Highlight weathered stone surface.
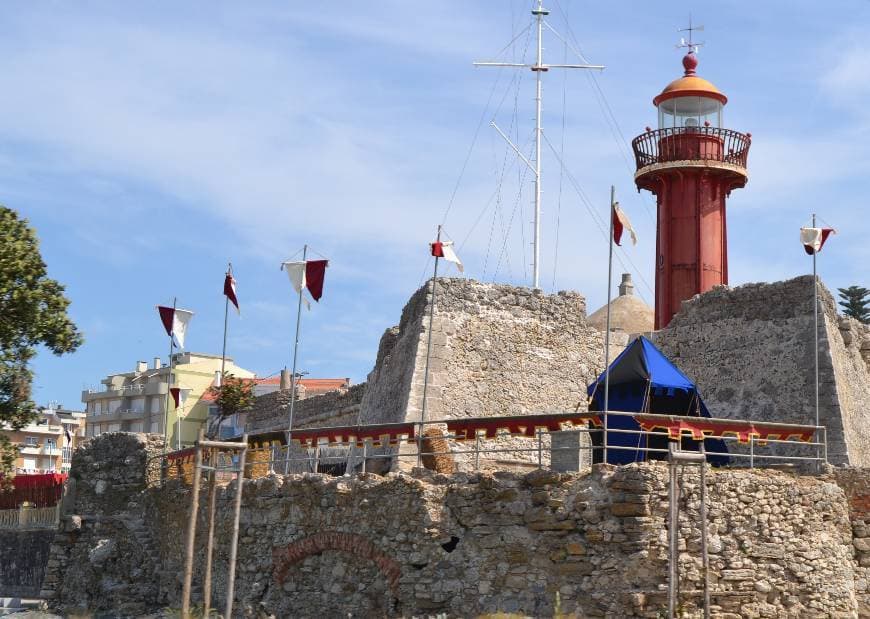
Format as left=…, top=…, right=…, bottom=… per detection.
left=357, top=279, right=625, bottom=470
left=42, top=436, right=869, bottom=618
left=652, top=276, right=870, bottom=467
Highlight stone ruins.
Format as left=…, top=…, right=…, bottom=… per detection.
left=27, top=275, right=870, bottom=616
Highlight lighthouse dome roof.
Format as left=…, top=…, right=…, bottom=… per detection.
left=653, top=52, right=727, bottom=107
left=587, top=274, right=654, bottom=335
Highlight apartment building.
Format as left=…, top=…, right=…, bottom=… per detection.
left=1, top=405, right=86, bottom=473
left=82, top=353, right=254, bottom=449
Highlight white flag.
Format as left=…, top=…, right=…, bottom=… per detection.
left=281, top=261, right=310, bottom=309
left=171, top=309, right=194, bottom=349
left=799, top=227, right=836, bottom=255
left=430, top=240, right=464, bottom=272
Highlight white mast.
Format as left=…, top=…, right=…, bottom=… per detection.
left=474, top=0, right=603, bottom=289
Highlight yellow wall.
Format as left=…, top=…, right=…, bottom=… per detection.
left=166, top=358, right=254, bottom=449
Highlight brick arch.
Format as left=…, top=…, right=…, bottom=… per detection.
left=272, top=531, right=402, bottom=594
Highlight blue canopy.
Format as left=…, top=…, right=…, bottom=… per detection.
left=587, top=336, right=729, bottom=465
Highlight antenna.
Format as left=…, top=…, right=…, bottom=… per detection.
left=677, top=14, right=705, bottom=53
left=473, top=0, right=604, bottom=290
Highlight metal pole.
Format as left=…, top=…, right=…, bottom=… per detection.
left=603, top=186, right=616, bottom=465
left=214, top=262, right=231, bottom=439
left=162, top=297, right=176, bottom=454
left=419, top=226, right=441, bottom=468
left=699, top=446, right=710, bottom=619
left=749, top=434, right=754, bottom=469
left=361, top=442, right=367, bottom=475
left=475, top=433, right=480, bottom=471
left=668, top=443, right=678, bottom=619
left=225, top=434, right=248, bottom=619
left=812, top=214, right=820, bottom=462
left=181, top=429, right=204, bottom=618
left=285, top=245, right=307, bottom=474
left=531, top=0, right=544, bottom=290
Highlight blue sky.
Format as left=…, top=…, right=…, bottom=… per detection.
left=8, top=1, right=869, bottom=408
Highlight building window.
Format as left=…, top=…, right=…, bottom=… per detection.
left=25, top=436, right=38, bottom=447
left=46, top=438, right=56, bottom=450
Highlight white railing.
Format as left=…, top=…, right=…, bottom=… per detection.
left=0, top=504, right=60, bottom=530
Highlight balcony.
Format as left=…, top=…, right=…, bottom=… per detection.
left=631, top=127, right=750, bottom=180
left=89, top=408, right=148, bottom=423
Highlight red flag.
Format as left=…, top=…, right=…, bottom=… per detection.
left=170, top=387, right=181, bottom=409
left=157, top=306, right=174, bottom=338
left=429, top=240, right=463, bottom=272
left=304, top=260, right=328, bottom=302
left=612, top=202, right=637, bottom=247
left=224, top=272, right=240, bottom=314
left=800, top=227, right=836, bottom=255
left=156, top=306, right=194, bottom=348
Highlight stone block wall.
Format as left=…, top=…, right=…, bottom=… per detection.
left=44, top=435, right=869, bottom=618
left=651, top=276, right=870, bottom=466
left=246, top=382, right=366, bottom=433
left=40, top=433, right=165, bottom=614
left=0, top=529, right=55, bottom=598
left=356, top=279, right=623, bottom=470
left=360, top=278, right=621, bottom=425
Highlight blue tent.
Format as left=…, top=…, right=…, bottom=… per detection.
left=586, top=336, right=729, bottom=465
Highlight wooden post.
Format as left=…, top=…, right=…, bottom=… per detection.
left=225, top=434, right=248, bottom=618
left=180, top=429, right=204, bottom=618
left=202, top=449, right=218, bottom=617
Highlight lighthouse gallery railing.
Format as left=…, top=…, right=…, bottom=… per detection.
left=632, top=127, right=751, bottom=171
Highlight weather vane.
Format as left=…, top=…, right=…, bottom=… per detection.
left=677, top=15, right=705, bottom=53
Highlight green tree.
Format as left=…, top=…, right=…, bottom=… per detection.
left=0, top=207, right=82, bottom=480
left=838, top=285, right=870, bottom=324
left=205, top=373, right=256, bottom=438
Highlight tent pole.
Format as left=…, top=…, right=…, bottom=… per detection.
left=603, top=185, right=615, bottom=465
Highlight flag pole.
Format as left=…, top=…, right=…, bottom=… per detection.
left=204, top=264, right=230, bottom=617
left=603, top=186, right=615, bottom=466
left=418, top=226, right=441, bottom=468
left=812, top=214, right=819, bottom=433
left=214, top=263, right=232, bottom=439
left=162, top=296, right=177, bottom=454
left=285, top=245, right=307, bottom=474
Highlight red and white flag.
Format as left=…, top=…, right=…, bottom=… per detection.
left=224, top=271, right=240, bottom=314
left=800, top=227, right=836, bottom=255
left=430, top=240, right=464, bottom=272
left=157, top=306, right=194, bottom=349
left=612, top=202, right=637, bottom=247
left=280, top=259, right=329, bottom=308
left=169, top=387, right=191, bottom=409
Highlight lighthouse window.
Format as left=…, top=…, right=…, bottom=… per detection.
left=658, top=96, right=722, bottom=130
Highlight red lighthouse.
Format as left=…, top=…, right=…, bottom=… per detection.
left=632, top=50, right=751, bottom=328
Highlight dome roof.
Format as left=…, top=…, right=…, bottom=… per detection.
left=587, top=274, right=654, bottom=334
left=653, top=52, right=727, bottom=107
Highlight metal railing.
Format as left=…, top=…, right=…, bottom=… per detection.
left=148, top=410, right=827, bottom=487
left=632, top=127, right=751, bottom=171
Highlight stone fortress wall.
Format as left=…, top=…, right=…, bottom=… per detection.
left=651, top=276, right=870, bottom=466
left=43, top=434, right=870, bottom=617
left=246, top=382, right=366, bottom=433
left=245, top=275, right=870, bottom=473
left=247, top=279, right=624, bottom=471
left=359, top=278, right=623, bottom=425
